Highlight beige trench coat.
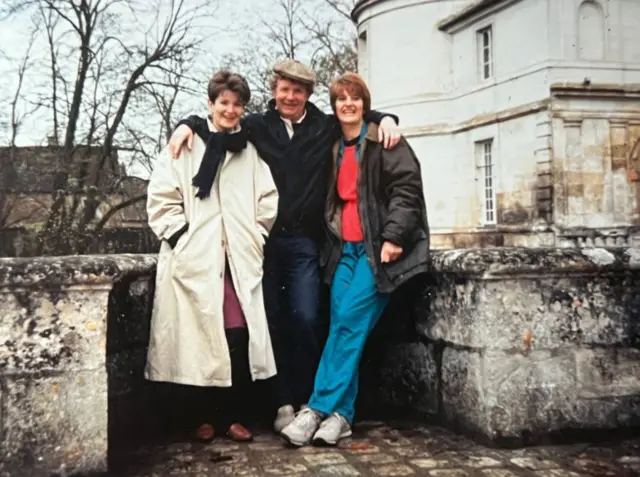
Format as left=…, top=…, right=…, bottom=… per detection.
left=145, top=128, right=278, bottom=387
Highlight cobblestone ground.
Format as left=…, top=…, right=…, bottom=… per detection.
left=111, top=421, right=640, bottom=477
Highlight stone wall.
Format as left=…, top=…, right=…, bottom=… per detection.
left=0, top=255, right=156, bottom=477
left=367, top=247, right=640, bottom=445
left=1, top=249, right=639, bottom=476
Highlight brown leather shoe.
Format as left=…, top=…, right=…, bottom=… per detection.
left=196, top=423, right=215, bottom=442
left=227, top=423, right=253, bottom=442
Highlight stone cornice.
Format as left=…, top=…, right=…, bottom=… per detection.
left=431, top=247, right=640, bottom=278
left=437, top=0, right=521, bottom=33
left=551, top=82, right=640, bottom=99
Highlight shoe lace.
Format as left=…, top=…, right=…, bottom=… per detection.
left=295, top=408, right=319, bottom=427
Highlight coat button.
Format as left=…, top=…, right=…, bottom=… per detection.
left=222, top=240, right=225, bottom=247
left=220, top=272, right=223, bottom=278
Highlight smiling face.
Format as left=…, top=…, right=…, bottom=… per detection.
left=329, top=72, right=372, bottom=128
left=272, top=77, right=310, bottom=122
left=208, top=89, right=244, bottom=131
left=334, top=89, right=364, bottom=127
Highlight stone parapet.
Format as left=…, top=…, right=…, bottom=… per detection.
left=371, top=247, right=640, bottom=444
left=0, top=254, right=156, bottom=477
left=1, top=249, right=639, bottom=475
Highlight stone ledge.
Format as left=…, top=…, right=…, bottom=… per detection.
left=431, top=247, right=640, bottom=277
left=0, top=254, right=157, bottom=288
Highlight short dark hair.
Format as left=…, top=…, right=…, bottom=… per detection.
left=208, top=70, right=251, bottom=105
left=329, top=72, right=371, bottom=116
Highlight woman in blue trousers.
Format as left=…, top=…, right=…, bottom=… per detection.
left=281, top=72, right=430, bottom=447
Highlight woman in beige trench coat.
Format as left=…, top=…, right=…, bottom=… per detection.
left=145, top=70, right=278, bottom=441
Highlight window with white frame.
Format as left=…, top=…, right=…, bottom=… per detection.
left=476, top=139, right=496, bottom=225
left=477, top=25, right=493, bottom=80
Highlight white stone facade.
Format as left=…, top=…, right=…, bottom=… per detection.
left=353, top=0, right=640, bottom=248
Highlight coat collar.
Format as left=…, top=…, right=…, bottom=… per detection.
left=331, top=122, right=379, bottom=166
left=364, top=122, right=379, bottom=143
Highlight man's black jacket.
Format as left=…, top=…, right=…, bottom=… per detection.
left=177, top=100, right=397, bottom=241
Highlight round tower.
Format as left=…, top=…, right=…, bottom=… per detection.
left=352, top=0, right=474, bottom=120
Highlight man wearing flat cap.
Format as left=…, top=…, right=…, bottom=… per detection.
left=168, top=59, right=401, bottom=433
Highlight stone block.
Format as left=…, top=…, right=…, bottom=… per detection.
left=1, top=370, right=107, bottom=476
left=441, top=348, right=485, bottom=435
left=576, top=348, right=640, bottom=398
left=482, top=349, right=579, bottom=439
left=439, top=345, right=640, bottom=441
left=422, top=274, right=639, bottom=350
left=0, top=289, right=109, bottom=374
left=0, top=254, right=156, bottom=476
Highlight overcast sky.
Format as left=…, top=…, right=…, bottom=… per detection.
left=0, top=0, right=349, bottom=151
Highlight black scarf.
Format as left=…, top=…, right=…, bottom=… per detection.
left=192, top=124, right=248, bottom=199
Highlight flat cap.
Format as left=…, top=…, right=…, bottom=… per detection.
left=272, top=59, right=317, bottom=86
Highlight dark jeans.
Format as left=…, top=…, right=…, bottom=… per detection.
left=263, top=235, right=324, bottom=409
left=193, top=327, right=251, bottom=429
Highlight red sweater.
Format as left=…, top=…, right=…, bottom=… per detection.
left=337, top=144, right=364, bottom=242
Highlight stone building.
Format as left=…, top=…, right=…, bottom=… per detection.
left=0, top=143, right=147, bottom=231
left=0, top=143, right=150, bottom=256
left=353, top=0, right=640, bottom=248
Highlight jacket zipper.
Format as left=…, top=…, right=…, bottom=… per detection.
left=356, top=140, right=381, bottom=279
left=325, top=150, right=343, bottom=247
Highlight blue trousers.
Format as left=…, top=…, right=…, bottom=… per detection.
left=308, top=242, right=389, bottom=423
left=263, top=236, right=323, bottom=408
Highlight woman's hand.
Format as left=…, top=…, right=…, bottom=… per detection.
left=378, top=116, right=401, bottom=149
left=169, top=125, right=194, bottom=159
left=380, top=241, right=403, bottom=263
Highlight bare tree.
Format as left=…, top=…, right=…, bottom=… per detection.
left=319, top=0, right=354, bottom=21
left=219, top=0, right=357, bottom=113
left=2, top=0, right=218, bottom=255
left=0, top=25, right=44, bottom=230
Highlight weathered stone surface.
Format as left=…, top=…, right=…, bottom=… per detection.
left=0, top=254, right=156, bottom=477
left=441, top=348, right=485, bottom=434
left=575, top=348, right=640, bottom=398
left=0, top=289, right=109, bottom=374
left=481, top=349, right=579, bottom=439
left=429, top=247, right=638, bottom=277
left=376, top=342, right=439, bottom=415
left=423, top=274, right=639, bottom=349
left=1, top=371, right=107, bottom=476
left=0, top=254, right=157, bottom=288
left=377, top=247, right=640, bottom=444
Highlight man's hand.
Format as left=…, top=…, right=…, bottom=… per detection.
left=169, top=124, right=194, bottom=159
left=380, top=241, right=403, bottom=263
left=378, top=117, right=401, bottom=149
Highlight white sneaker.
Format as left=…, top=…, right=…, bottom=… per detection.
left=312, top=413, right=352, bottom=446
left=273, top=404, right=295, bottom=433
left=280, top=407, right=323, bottom=447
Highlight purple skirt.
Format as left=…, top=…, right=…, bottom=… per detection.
left=223, top=264, right=247, bottom=329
